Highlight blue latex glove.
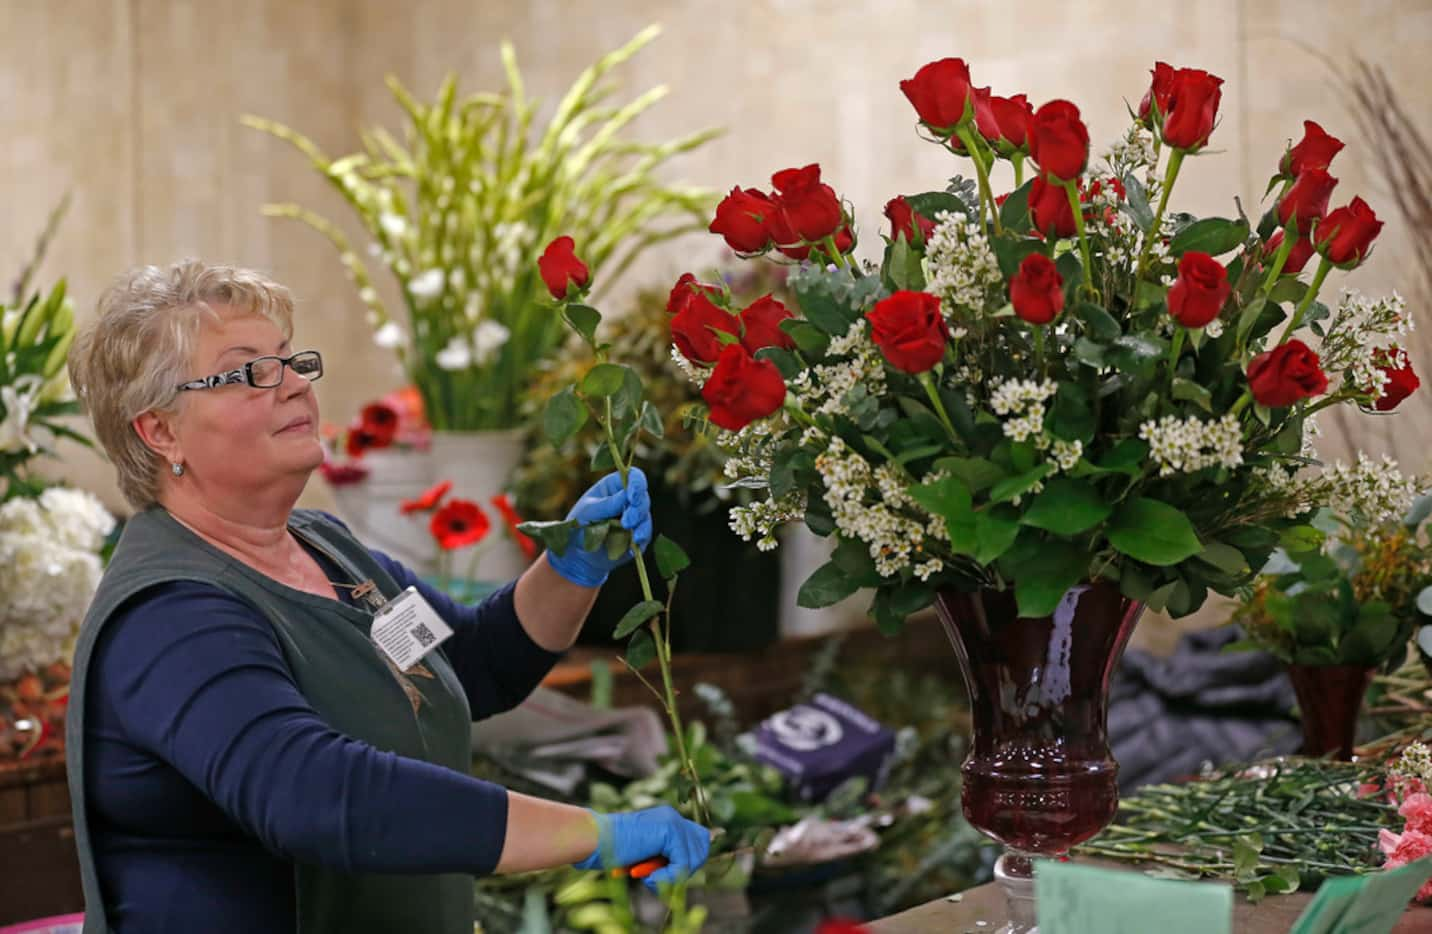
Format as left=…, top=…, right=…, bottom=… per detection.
left=546, top=467, right=653, bottom=588
left=572, top=805, right=712, bottom=890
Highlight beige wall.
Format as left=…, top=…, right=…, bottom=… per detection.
left=6, top=0, right=1431, bottom=644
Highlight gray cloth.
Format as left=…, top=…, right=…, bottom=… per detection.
left=1110, top=625, right=1302, bottom=791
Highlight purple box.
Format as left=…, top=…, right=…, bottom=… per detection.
left=750, top=693, right=896, bottom=803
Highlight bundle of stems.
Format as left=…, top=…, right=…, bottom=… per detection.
left=1077, top=759, right=1401, bottom=900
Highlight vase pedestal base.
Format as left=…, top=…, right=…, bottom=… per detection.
left=993, top=851, right=1038, bottom=933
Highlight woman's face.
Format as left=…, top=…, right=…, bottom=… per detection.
left=170, top=306, right=324, bottom=492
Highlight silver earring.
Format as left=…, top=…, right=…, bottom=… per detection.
left=171, top=462, right=184, bottom=477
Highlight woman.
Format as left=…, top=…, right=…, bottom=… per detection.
left=64, top=260, right=710, bottom=934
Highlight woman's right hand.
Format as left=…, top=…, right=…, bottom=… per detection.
left=572, top=805, right=711, bottom=889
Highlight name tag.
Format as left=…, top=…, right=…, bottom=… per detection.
left=369, top=586, right=453, bottom=671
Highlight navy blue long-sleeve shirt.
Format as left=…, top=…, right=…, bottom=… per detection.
left=84, top=537, right=562, bottom=933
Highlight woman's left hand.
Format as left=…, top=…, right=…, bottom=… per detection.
left=545, top=467, right=653, bottom=588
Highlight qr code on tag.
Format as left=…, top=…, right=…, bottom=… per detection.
left=411, top=622, right=436, bottom=648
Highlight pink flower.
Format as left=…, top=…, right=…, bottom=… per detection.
left=1400, top=793, right=1432, bottom=836
left=1379, top=827, right=1432, bottom=902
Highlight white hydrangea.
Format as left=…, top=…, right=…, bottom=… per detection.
left=924, top=213, right=1003, bottom=315
left=0, top=489, right=114, bottom=680
left=1137, top=413, right=1244, bottom=476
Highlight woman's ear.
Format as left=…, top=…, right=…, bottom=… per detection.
left=132, top=410, right=182, bottom=465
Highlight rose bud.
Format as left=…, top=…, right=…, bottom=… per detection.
left=1370, top=348, right=1420, bottom=412
left=884, top=196, right=937, bottom=245
left=900, top=57, right=975, bottom=135
left=1263, top=231, right=1316, bottom=276
left=1277, top=168, right=1338, bottom=234
left=1314, top=196, right=1384, bottom=268
left=1009, top=253, right=1065, bottom=325
left=1247, top=339, right=1329, bottom=408
left=709, top=187, right=776, bottom=254
left=1137, top=62, right=1176, bottom=128
left=1028, top=100, right=1089, bottom=181
left=1280, top=120, right=1344, bottom=178
left=665, top=273, right=724, bottom=315
left=537, top=236, right=590, bottom=300
left=701, top=344, right=787, bottom=431
left=866, top=290, right=949, bottom=373
left=771, top=164, right=845, bottom=243
left=739, top=295, right=797, bottom=354
left=1029, top=173, right=1076, bottom=239
left=1167, top=251, right=1230, bottom=329
left=990, top=93, right=1034, bottom=154
left=1161, top=68, right=1223, bottom=151
left=670, top=292, right=741, bottom=364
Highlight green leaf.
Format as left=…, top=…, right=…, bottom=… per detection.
left=1122, top=174, right=1154, bottom=232
left=933, top=456, right=1006, bottom=494
left=581, top=520, right=611, bottom=552
left=1021, top=478, right=1112, bottom=536
left=562, top=303, right=602, bottom=345
left=905, top=191, right=968, bottom=220
left=805, top=498, right=836, bottom=536
left=613, top=600, right=664, bottom=639
left=782, top=318, right=831, bottom=356
left=1072, top=302, right=1121, bottom=340
left=832, top=536, right=882, bottom=585
left=542, top=386, right=587, bottom=445
left=974, top=507, right=1021, bottom=564
left=755, top=346, right=801, bottom=380
left=589, top=443, right=617, bottom=472
left=604, top=527, right=633, bottom=562
left=988, top=464, right=1054, bottom=505
left=515, top=518, right=580, bottom=556
left=797, top=559, right=862, bottom=608
left=909, top=474, right=977, bottom=554
left=1073, top=337, right=1108, bottom=368
left=1267, top=277, right=1308, bottom=305
left=885, top=235, right=926, bottom=291
left=1172, top=377, right=1214, bottom=412
left=626, top=629, right=656, bottom=669
left=1050, top=383, right=1095, bottom=443
left=1108, top=334, right=1166, bottom=375
left=1014, top=542, right=1089, bottom=617
left=1279, top=524, right=1325, bottom=557
left=991, top=238, right=1046, bottom=280
left=582, top=362, right=628, bottom=397
left=638, top=401, right=664, bottom=440
left=611, top=365, right=644, bottom=419
left=1168, top=216, right=1250, bottom=257
left=998, top=180, right=1033, bottom=235
left=1196, top=541, right=1250, bottom=576
left=1107, top=497, right=1203, bottom=566
left=654, top=534, right=690, bottom=579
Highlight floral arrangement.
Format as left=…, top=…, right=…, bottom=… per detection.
left=654, top=56, right=1421, bottom=627
left=1, top=279, right=84, bottom=500
left=1379, top=741, right=1432, bottom=903
left=244, top=25, right=718, bottom=431
left=1233, top=493, right=1432, bottom=668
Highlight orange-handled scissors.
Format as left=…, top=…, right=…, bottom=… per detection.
left=611, top=829, right=732, bottom=879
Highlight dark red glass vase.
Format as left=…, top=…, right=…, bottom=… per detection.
left=1286, top=663, right=1374, bottom=761
left=935, top=582, right=1143, bottom=932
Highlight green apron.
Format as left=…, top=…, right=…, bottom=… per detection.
left=66, top=507, right=478, bottom=933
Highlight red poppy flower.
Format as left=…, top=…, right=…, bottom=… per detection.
left=430, top=499, right=491, bottom=551
left=490, top=494, right=539, bottom=561
left=401, top=480, right=453, bottom=515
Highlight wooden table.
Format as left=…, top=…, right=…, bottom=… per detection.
left=870, top=876, right=1431, bottom=933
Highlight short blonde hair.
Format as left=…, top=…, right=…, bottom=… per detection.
left=67, top=260, right=295, bottom=509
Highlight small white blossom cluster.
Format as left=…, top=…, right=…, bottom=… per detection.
left=1318, top=290, right=1413, bottom=395
left=1318, top=453, right=1419, bottom=524
left=989, top=378, right=1058, bottom=445
left=924, top=213, right=1003, bottom=315
left=788, top=322, right=887, bottom=417
left=1391, top=741, right=1432, bottom=785
left=1130, top=211, right=1180, bottom=284
left=815, top=437, right=932, bottom=578
left=1137, top=413, right=1245, bottom=476
left=0, top=488, right=115, bottom=680
left=669, top=345, right=711, bottom=386
left=1102, top=124, right=1158, bottom=179
left=1051, top=439, right=1084, bottom=472
left=721, top=416, right=786, bottom=484
left=728, top=494, right=805, bottom=551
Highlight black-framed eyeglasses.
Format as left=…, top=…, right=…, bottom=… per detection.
left=176, top=350, right=324, bottom=392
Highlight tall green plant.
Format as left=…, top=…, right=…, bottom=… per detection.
left=244, top=25, right=719, bottom=431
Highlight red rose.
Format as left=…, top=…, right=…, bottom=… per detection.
left=990, top=93, right=1033, bottom=153
left=1314, top=196, right=1383, bottom=268
left=1281, top=120, right=1344, bottom=178
left=1161, top=68, right=1223, bottom=151
left=401, top=480, right=453, bottom=514
left=1370, top=348, right=1420, bottom=412
left=1028, top=100, right=1089, bottom=181
left=430, top=498, right=491, bottom=551
left=671, top=292, right=741, bottom=364
left=1247, top=340, right=1328, bottom=408
left=490, top=493, right=539, bottom=561
left=1277, top=168, right=1337, bottom=233
left=709, top=187, right=775, bottom=254
left=951, top=86, right=1001, bottom=152
left=899, top=58, right=974, bottom=133
left=1009, top=253, right=1064, bottom=325
left=701, top=344, right=787, bottom=431
left=537, top=236, right=590, bottom=300
left=1137, top=62, right=1176, bottom=126
left=866, top=290, right=949, bottom=373
left=1029, top=173, right=1076, bottom=239
left=884, top=196, right=937, bottom=245
left=1167, top=251, right=1230, bottom=328
left=665, top=273, right=723, bottom=315
left=1264, top=230, right=1316, bottom=275
left=771, top=164, right=844, bottom=243
left=739, top=295, right=796, bottom=353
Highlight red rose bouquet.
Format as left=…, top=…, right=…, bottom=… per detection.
left=665, top=58, right=1420, bottom=627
